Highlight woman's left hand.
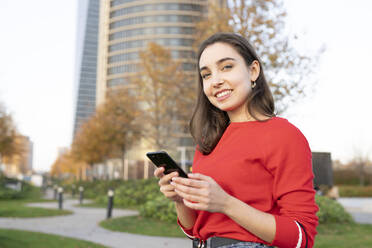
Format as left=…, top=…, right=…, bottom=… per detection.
left=171, top=173, right=232, bottom=213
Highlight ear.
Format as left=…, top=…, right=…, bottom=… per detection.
left=249, top=60, right=260, bottom=82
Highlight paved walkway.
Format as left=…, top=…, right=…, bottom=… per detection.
left=338, top=197, right=372, bottom=224
left=0, top=196, right=190, bottom=248
left=1, top=194, right=370, bottom=248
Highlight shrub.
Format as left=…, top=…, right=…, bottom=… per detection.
left=139, top=196, right=177, bottom=223
left=315, top=195, right=354, bottom=224
left=0, top=177, right=41, bottom=200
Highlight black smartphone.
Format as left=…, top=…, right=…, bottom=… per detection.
left=146, top=151, right=188, bottom=178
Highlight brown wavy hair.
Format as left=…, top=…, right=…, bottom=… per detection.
left=190, top=33, right=276, bottom=155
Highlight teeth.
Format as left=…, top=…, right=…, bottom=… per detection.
left=216, top=90, right=232, bottom=98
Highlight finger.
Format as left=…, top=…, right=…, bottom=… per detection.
left=159, top=171, right=179, bottom=186
left=160, top=184, right=175, bottom=193
left=187, top=173, right=211, bottom=181
left=174, top=188, right=207, bottom=204
left=183, top=198, right=207, bottom=211
left=172, top=177, right=207, bottom=189
left=171, top=181, right=206, bottom=197
left=154, top=167, right=165, bottom=178
left=163, top=190, right=179, bottom=199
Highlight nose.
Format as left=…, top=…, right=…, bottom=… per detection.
left=211, top=73, right=224, bottom=88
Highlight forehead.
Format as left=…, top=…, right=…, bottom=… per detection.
left=199, top=42, right=242, bottom=68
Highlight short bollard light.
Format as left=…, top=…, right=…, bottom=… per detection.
left=106, top=189, right=114, bottom=219
left=79, top=186, right=84, bottom=205
left=58, top=187, right=64, bottom=210
left=53, top=185, right=58, bottom=200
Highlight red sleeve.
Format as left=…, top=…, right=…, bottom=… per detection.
left=265, top=123, right=319, bottom=248
left=177, top=218, right=195, bottom=239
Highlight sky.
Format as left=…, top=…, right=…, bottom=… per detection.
left=0, top=0, right=371, bottom=172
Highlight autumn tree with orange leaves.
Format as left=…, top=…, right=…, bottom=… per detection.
left=132, top=42, right=195, bottom=150
left=195, top=0, right=323, bottom=112
left=71, top=88, right=141, bottom=178
left=50, top=151, right=83, bottom=180
left=97, top=88, right=142, bottom=177
left=0, top=104, right=23, bottom=169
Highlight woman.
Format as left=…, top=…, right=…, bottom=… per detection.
left=155, top=33, right=318, bottom=248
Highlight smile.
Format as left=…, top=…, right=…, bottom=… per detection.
left=215, top=89, right=232, bottom=98
left=215, top=89, right=233, bottom=101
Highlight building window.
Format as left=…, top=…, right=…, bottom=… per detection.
left=110, top=15, right=199, bottom=29
left=109, top=38, right=194, bottom=52
left=110, top=3, right=203, bottom=18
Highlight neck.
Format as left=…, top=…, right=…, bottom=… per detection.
left=228, top=109, right=255, bottom=123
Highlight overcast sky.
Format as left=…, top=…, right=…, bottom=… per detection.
left=0, top=0, right=371, bottom=172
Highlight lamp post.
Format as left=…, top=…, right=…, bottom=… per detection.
left=106, top=189, right=114, bottom=219
left=58, top=187, right=63, bottom=210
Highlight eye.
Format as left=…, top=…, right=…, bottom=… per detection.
left=222, top=64, right=233, bottom=71
left=201, top=73, right=211, bottom=79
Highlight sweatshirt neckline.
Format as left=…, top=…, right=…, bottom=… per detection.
left=228, top=116, right=277, bottom=127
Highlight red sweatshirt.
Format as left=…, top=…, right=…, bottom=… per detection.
left=178, top=117, right=318, bottom=248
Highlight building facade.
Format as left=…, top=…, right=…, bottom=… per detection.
left=96, top=0, right=208, bottom=105
left=94, top=0, right=208, bottom=170
left=73, top=0, right=100, bottom=138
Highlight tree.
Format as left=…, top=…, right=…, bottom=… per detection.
left=0, top=104, right=19, bottom=166
left=98, top=88, right=142, bottom=178
left=71, top=114, right=106, bottom=166
left=194, top=0, right=323, bottom=112
left=71, top=88, right=141, bottom=179
left=132, top=42, right=195, bottom=150
left=50, top=151, right=82, bottom=180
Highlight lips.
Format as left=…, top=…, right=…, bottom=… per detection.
left=214, top=89, right=233, bottom=101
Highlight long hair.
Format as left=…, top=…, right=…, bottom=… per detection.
left=190, top=33, right=275, bottom=154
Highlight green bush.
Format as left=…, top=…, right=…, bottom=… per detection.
left=139, top=196, right=177, bottom=223
left=0, top=176, right=41, bottom=200
left=315, top=195, right=354, bottom=224
left=95, top=178, right=162, bottom=208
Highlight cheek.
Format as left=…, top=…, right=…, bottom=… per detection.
left=202, top=82, right=211, bottom=96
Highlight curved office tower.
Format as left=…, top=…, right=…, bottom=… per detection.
left=73, top=0, right=100, bottom=138
left=96, top=0, right=207, bottom=105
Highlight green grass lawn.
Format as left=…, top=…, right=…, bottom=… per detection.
left=315, top=222, right=372, bottom=248
left=100, top=215, right=372, bottom=247
left=0, top=229, right=107, bottom=248
left=100, top=215, right=184, bottom=237
left=0, top=199, right=72, bottom=218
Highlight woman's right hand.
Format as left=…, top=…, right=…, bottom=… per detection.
left=154, top=167, right=183, bottom=203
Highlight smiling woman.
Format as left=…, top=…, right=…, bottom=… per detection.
left=154, top=33, right=319, bottom=248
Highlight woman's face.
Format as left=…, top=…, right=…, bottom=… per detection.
left=199, top=42, right=259, bottom=121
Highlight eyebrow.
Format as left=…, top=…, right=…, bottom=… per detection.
left=200, top=57, right=236, bottom=71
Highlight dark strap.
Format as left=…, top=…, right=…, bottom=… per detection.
left=298, top=222, right=308, bottom=248
left=210, top=237, right=242, bottom=247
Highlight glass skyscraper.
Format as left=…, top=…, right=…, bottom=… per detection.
left=96, top=0, right=208, bottom=105
left=73, top=0, right=100, bottom=138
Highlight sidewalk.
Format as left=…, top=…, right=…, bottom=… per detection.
left=0, top=196, right=190, bottom=248
left=338, top=197, right=372, bottom=224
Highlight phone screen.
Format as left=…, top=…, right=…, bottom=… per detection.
left=146, top=151, right=188, bottom=178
